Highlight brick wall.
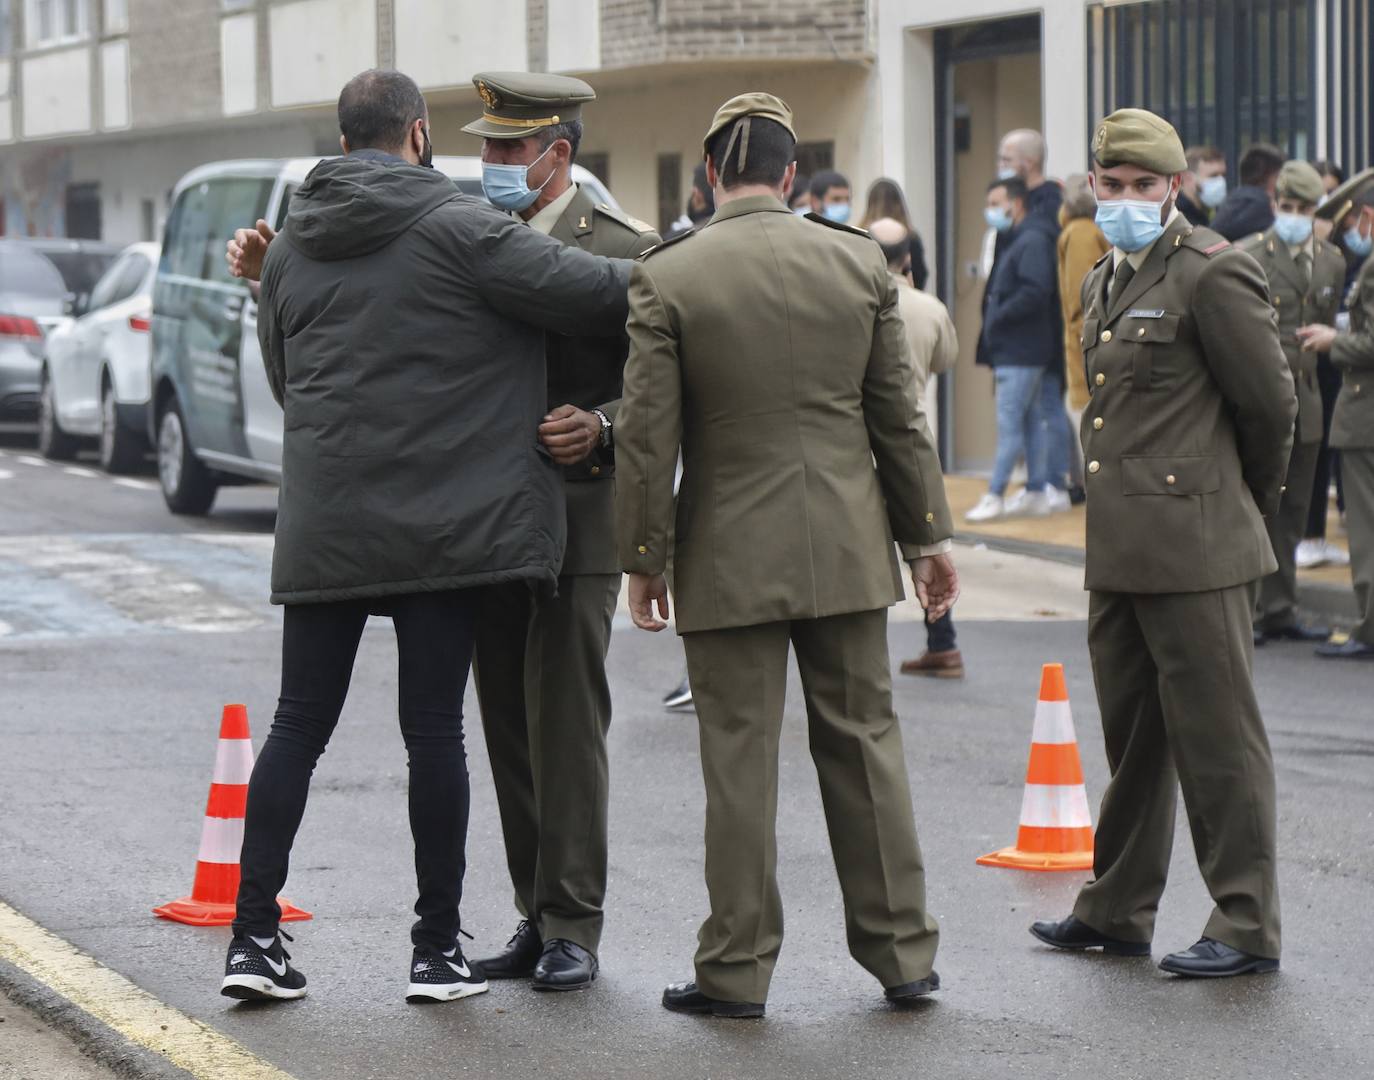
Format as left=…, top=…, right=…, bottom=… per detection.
left=598, top=0, right=870, bottom=69
left=128, top=0, right=223, bottom=128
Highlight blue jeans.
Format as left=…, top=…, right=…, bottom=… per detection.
left=1039, top=374, right=1076, bottom=491
left=990, top=366, right=1049, bottom=495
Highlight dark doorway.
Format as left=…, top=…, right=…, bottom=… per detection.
left=65, top=183, right=102, bottom=240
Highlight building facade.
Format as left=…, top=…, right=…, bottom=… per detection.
left=2, top=0, right=1369, bottom=468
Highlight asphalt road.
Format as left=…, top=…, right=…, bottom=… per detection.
left=1, top=438, right=1372, bottom=1080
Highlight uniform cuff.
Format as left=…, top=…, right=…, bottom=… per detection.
left=901, top=539, right=953, bottom=561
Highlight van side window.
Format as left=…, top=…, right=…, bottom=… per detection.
left=205, top=179, right=275, bottom=285
left=164, top=177, right=274, bottom=284
left=273, top=184, right=299, bottom=233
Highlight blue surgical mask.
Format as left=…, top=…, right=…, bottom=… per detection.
left=1198, top=174, right=1228, bottom=209
left=996, top=167, right=1019, bottom=182
left=823, top=203, right=851, bottom=224
left=481, top=143, right=555, bottom=212
left=1273, top=212, right=1313, bottom=247
left=1344, top=226, right=1373, bottom=258
left=984, top=206, right=1013, bottom=233
left=1095, top=197, right=1168, bottom=253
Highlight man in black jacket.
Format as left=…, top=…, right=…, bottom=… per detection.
left=1212, top=143, right=1282, bottom=241
left=220, top=69, right=630, bottom=1007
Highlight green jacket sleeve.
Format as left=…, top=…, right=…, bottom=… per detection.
left=615, top=261, right=681, bottom=575
left=864, top=264, right=953, bottom=555
left=1192, top=248, right=1297, bottom=516
left=1331, top=265, right=1374, bottom=373
left=596, top=229, right=663, bottom=427
left=256, top=248, right=287, bottom=408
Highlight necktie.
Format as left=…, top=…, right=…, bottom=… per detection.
left=1296, top=251, right=1311, bottom=291
left=1107, top=259, right=1136, bottom=313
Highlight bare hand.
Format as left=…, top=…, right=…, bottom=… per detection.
left=628, top=572, right=670, bottom=632
left=911, top=554, right=959, bottom=621
left=538, top=404, right=601, bottom=466
left=226, top=219, right=276, bottom=282
left=1296, top=324, right=1339, bottom=353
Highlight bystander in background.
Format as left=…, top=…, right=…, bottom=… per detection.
left=1212, top=142, right=1283, bottom=241
left=859, top=178, right=930, bottom=290
left=1176, top=145, right=1227, bottom=226
left=1056, top=173, right=1109, bottom=500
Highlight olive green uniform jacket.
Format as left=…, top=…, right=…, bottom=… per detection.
left=615, top=195, right=952, bottom=633
left=1330, top=255, right=1374, bottom=451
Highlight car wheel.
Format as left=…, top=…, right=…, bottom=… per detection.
left=37, top=370, right=81, bottom=461
left=99, top=379, right=144, bottom=474
left=157, top=395, right=217, bottom=515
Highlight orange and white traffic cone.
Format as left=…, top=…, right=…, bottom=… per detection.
left=154, top=704, right=311, bottom=926
left=977, top=663, right=1095, bottom=872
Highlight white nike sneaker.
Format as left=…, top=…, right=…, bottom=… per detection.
left=220, top=931, right=307, bottom=1000
left=1043, top=485, right=1072, bottom=513
left=1294, top=539, right=1326, bottom=569
left=406, top=944, right=489, bottom=1003
left=964, top=493, right=1006, bottom=523
left=1321, top=540, right=1351, bottom=567
left=1003, top=487, right=1052, bottom=518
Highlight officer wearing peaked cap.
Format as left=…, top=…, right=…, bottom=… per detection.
left=615, top=92, right=959, bottom=1016
left=464, top=70, right=660, bottom=992
left=1242, top=161, right=1345, bottom=644
left=1029, top=108, right=1295, bottom=978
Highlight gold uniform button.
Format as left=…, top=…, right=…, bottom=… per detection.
left=1095, top=373, right=1106, bottom=387
left=1101, top=330, right=1112, bottom=343
left=1088, top=461, right=1101, bottom=474
left=590, top=465, right=601, bottom=476
left=1166, top=474, right=1177, bottom=485
left=1092, top=417, right=1104, bottom=430
left=925, top=512, right=934, bottom=523
left=1137, top=327, right=1146, bottom=337
left=637, top=545, right=647, bottom=555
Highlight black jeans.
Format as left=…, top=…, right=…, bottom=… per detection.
left=233, top=590, right=478, bottom=951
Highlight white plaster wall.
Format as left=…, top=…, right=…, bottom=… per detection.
left=270, top=0, right=377, bottom=108
left=221, top=13, right=258, bottom=117
left=0, top=60, right=11, bottom=144
left=394, top=0, right=527, bottom=91
left=547, top=0, right=600, bottom=74
left=22, top=47, right=93, bottom=138
left=101, top=40, right=130, bottom=131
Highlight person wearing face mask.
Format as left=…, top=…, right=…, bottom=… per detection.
left=218, top=69, right=634, bottom=1006
left=1030, top=109, right=1294, bottom=980
left=1176, top=145, right=1227, bottom=227
left=808, top=170, right=852, bottom=224
left=1240, top=162, right=1345, bottom=645
left=458, top=72, right=661, bottom=994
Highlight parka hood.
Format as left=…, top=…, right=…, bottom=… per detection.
left=284, top=154, right=459, bottom=261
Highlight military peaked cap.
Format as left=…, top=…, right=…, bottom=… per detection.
left=463, top=72, right=596, bottom=140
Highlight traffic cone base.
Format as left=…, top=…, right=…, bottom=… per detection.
left=978, top=663, right=1095, bottom=873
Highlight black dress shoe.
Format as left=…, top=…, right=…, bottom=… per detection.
left=1316, top=637, right=1374, bottom=659
left=1259, top=622, right=1332, bottom=642
left=662, top=980, right=764, bottom=1018
left=532, top=939, right=598, bottom=991
left=884, top=971, right=940, bottom=1004
left=1158, top=938, right=1279, bottom=978
left=1029, top=914, right=1151, bottom=956
left=474, top=919, right=542, bottom=980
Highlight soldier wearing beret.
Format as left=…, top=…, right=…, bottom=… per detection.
left=1242, top=162, right=1346, bottom=643
left=464, top=72, right=660, bottom=991
left=1030, top=108, right=1295, bottom=978
left=615, top=92, right=959, bottom=1016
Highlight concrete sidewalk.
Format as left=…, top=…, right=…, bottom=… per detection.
left=944, top=474, right=1359, bottom=622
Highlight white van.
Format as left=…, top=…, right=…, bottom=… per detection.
left=149, top=156, right=618, bottom=515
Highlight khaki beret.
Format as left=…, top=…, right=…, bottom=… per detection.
left=462, top=71, right=595, bottom=140
left=702, top=92, right=796, bottom=167
left=1276, top=161, right=1324, bottom=205
left=1092, top=108, right=1188, bottom=175
left=1317, top=166, right=1374, bottom=221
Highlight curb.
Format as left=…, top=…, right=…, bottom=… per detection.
left=0, top=959, right=193, bottom=1080
left=956, top=531, right=1359, bottom=626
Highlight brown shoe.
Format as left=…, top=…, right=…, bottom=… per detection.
left=900, top=649, right=964, bottom=679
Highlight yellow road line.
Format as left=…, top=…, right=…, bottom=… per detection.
left=0, top=901, right=296, bottom=1080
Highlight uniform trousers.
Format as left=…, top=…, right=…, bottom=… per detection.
left=1255, top=438, right=1321, bottom=629
left=1074, top=586, right=1281, bottom=959
left=682, top=607, right=939, bottom=1004
left=473, top=572, right=620, bottom=953
left=1341, top=449, right=1374, bottom=646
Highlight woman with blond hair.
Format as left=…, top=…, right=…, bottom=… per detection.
left=859, top=177, right=929, bottom=289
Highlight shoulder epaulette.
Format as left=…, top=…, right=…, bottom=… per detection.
left=638, top=229, right=695, bottom=260
left=595, top=201, right=655, bottom=235
left=1091, top=249, right=1113, bottom=270
left=1179, top=227, right=1232, bottom=257
left=804, top=211, right=870, bottom=237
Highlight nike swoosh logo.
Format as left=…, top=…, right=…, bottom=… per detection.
left=263, top=953, right=288, bottom=977
left=446, top=958, right=471, bottom=978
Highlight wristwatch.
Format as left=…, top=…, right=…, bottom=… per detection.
left=591, top=408, right=613, bottom=449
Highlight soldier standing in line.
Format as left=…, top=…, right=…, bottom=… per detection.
left=1243, top=161, right=1345, bottom=644
left=616, top=93, right=959, bottom=1017
left=1030, top=109, right=1295, bottom=978
left=462, top=72, right=661, bottom=992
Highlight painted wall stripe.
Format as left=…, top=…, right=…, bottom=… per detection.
left=0, top=900, right=296, bottom=1080
left=197, top=816, right=245, bottom=865
left=1018, top=783, right=1094, bottom=829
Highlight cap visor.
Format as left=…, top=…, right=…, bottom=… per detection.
left=461, top=118, right=540, bottom=139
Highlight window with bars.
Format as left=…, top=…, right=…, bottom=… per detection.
left=1323, top=0, right=1373, bottom=173
left=25, top=0, right=89, bottom=47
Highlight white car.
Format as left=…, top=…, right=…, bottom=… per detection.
left=40, top=242, right=159, bottom=471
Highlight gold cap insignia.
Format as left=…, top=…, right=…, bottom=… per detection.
left=477, top=82, right=500, bottom=109
left=1096, top=127, right=1106, bottom=149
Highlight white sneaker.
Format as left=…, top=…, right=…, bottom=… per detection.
left=1295, top=539, right=1326, bottom=569
left=1043, top=486, right=1072, bottom=514
left=964, top=493, right=1006, bottom=523
left=1321, top=540, right=1350, bottom=567
left=1003, top=487, right=1052, bottom=518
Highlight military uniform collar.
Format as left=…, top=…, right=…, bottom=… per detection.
left=522, top=182, right=581, bottom=236
left=705, top=193, right=790, bottom=226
